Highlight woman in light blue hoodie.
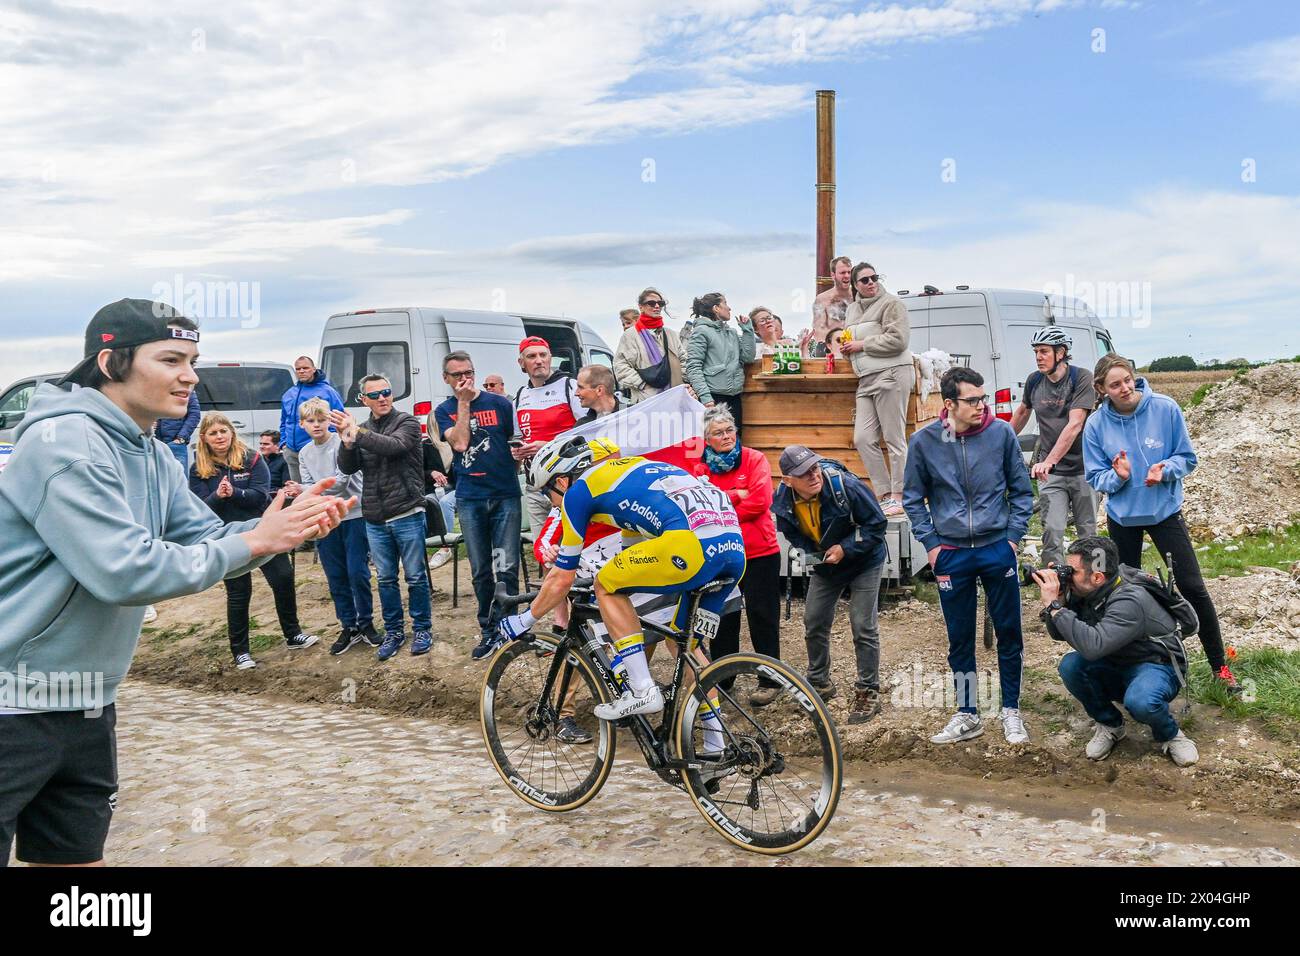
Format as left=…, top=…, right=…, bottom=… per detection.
left=1083, top=353, right=1238, bottom=692
left=0, top=299, right=352, bottom=867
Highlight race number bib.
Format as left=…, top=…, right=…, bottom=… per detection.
left=693, top=608, right=721, bottom=642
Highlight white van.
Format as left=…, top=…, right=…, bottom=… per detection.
left=0, top=372, right=64, bottom=443
left=318, top=307, right=616, bottom=433
left=895, top=286, right=1117, bottom=454
left=191, top=360, right=296, bottom=450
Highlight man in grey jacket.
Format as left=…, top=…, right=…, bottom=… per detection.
left=1038, top=535, right=1198, bottom=766
left=0, top=299, right=350, bottom=867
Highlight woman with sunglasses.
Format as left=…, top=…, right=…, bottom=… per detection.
left=683, top=292, right=756, bottom=431
left=190, top=412, right=318, bottom=669
left=749, top=306, right=795, bottom=356
left=840, top=262, right=915, bottom=517
left=613, top=287, right=684, bottom=404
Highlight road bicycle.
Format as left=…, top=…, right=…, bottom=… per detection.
left=479, top=576, right=842, bottom=854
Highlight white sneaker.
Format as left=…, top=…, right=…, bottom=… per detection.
left=1162, top=731, right=1199, bottom=767
left=930, top=712, right=983, bottom=744
left=234, top=653, right=257, bottom=670
left=999, top=707, right=1029, bottom=744
left=428, top=548, right=452, bottom=570
left=594, top=684, right=664, bottom=721
left=1085, top=721, right=1126, bottom=760
left=286, top=632, right=318, bottom=649
left=142, top=605, right=158, bottom=624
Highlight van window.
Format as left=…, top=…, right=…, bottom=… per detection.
left=588, top=350, right=613, bottom=369
left=1096, top=330, right=1114, bottom=356
left=0, top=381, right=35, bottom=416
left=323, top=342, right=411, bottom=405
left=245, top=367, right=293, bottom=407
left=194, top=368, right=247, bottom=410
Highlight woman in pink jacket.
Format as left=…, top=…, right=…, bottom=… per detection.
left=692, top=406, right=783, bottom=707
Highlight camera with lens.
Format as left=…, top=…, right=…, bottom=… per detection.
left=1022, top=564, right=1072, bottom=590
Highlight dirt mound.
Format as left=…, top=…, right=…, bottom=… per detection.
left=1207, top=566, right=1300, bottom=649
left=1181, top=362, right=1300, bottom=538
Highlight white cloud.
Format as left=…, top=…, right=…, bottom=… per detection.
left=1204, top=34, right=1300, bottom=102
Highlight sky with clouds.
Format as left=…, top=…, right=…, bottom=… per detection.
left=2, top=0, right=1298, bottom=387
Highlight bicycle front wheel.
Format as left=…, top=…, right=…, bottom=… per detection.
left=480, top=633, right=616, bottom=812
left=675, top=653, right=842, bottom=854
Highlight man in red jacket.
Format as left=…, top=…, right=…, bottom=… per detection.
left=691, top=406, right=783, bottom=707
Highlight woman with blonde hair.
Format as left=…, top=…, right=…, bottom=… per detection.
left=190, top=412, right=318, bottom=668
left=839, top=262, right=914, bottom=516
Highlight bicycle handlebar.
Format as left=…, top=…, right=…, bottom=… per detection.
left=493, top=577, right=596, bottom=613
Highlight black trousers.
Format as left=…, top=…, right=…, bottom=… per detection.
left=1107, top=511, right=1226, bottom=671
left=710, top=552, right=782, bottom=688
left=224, top=552, right=301, bottom=656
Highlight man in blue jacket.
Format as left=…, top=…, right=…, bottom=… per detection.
left=773, top=445, right=888, bottom=724
left=154, top=388, right=199, bottom=469
left=904, top=366, right=1034, bottom=746
left=279, top=356, right=344, bottom=483
left=0, top=299, right=351, bottom=868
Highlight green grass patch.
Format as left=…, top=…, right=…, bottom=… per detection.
left=148, top=622, right=202, bottom=646
left=249, top=632, right=282, bottom=653
left=1138, top=524, right=1300, bottom=578
left=1185, top=381, right=1218, bottom=408
left=1188, top=647, right=1300, bottom=742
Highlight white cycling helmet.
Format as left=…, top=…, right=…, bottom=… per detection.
left=1030, top=327, right=1072, bottom=350
left=528, top=435, right=621, bottom=491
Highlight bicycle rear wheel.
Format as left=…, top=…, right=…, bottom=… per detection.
left=675, top=653, right=842, bottom=854
left=480, top=633, right=615, bottom=812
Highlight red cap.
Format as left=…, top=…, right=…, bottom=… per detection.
left=519, top=335, right=550, bottom=353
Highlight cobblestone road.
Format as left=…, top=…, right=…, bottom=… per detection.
left=78, top=682, right=1300, bottom=866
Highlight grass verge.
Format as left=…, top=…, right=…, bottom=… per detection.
left=1188, top=647, right=1300, bottom=743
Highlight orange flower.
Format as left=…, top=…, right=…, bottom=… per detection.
left=1226, top=646, right=1238, bottom=659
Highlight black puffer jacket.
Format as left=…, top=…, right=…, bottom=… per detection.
left=1047, top=567, right=1188, bottom=676
left=338, top=409, right=425, bottom=523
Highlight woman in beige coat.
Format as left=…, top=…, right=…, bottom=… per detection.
left=613, top=287, right=684, bottom=404
left=840, top=262, right=915, bottom=516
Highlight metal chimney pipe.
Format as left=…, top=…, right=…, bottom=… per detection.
left=815, top=90, right=836, bottom=295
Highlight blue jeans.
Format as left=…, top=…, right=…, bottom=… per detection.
left=436, top=488, right=456, bottom=535
left=365, top=512, right=431, bottom=635
left=1058, top=652, right=1182, bottom=743
left=458, top=495, right=521, bottom=638
left=933, top=541, right=1023, bottom=712
left=166, top=441, right=189, bottom=470
left=317, top=519, right=373, bottom=629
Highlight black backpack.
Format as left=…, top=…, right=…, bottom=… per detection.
left=1118, top=565, right=1199, bottom=638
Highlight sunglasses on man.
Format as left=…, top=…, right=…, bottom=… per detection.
left=363, top=388, right=393, bottom=400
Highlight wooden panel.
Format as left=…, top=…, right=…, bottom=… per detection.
left=746, top=424, right=854, bottom=447
left=744, top=392, right=856, bottom=425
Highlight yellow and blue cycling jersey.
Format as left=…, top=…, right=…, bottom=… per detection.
left=556, top=457, right=746, bottom=628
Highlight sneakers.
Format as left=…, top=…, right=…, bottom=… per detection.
left=999, top=707, right=1029, bottom=744
left=329, top=628, right=363, bottom=656
left=428, top=548, right=452, bottom=571
left=286, top=632, right=319, bottom=650
left=234, top=653, right=257, bottom=670
left=930, top=712, right=984, bottom=744
left=555, top=717, right=594, bottom=744
left=1085, top=721, right=1127, bottom=760
left=749, top=685, right=782, bottom=708
left=848, top=688, right=881, bottom=725
left=593, top=684, right=664, bottom=721
left=809, top=679, right=837, bottom=702
left=357, top=623, right=381, bottom=647
left=1216, top=664, right=1245, bottom=697
left=471, top=632, right=507, bottom=661
left=376, top=632, right=407, bottom=662
left=1162, top=730, right=1199, bottom=767
left=142, top=605, right=158, bottom=624
left=697, top=751, right=739, bottom=794
left=411, top=630, right=434, bottom=656
left=879, top=498, right=905, bottom=518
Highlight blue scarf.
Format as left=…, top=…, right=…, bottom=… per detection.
left=703, top=444, right=741, bottom=474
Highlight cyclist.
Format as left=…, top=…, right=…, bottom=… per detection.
left=494, top=435, right=747, bottom=729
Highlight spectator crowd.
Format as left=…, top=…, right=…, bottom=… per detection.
left=147, top=262, right=1237, bottom=770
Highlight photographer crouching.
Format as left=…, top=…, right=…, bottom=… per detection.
left=1033, top=535, right=1199, bottom=767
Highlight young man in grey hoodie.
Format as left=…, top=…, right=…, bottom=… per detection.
left=0, top=299, right=352, bottom=867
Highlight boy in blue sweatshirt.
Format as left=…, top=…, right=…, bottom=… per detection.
left=0, top=299, right=351, bottom=867
left=1084, top=353, right=1238, bottom=691
left=904, top=366, right=1034, bottom=746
